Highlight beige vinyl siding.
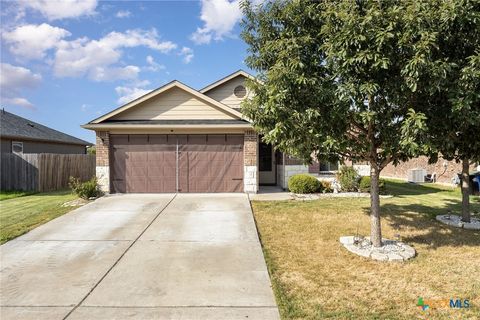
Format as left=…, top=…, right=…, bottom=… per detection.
left=204, top=76, right=249, bottom=109
left=111, top=87, right=235, bottom=120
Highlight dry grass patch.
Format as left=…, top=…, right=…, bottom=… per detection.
left=252, top=180, right=480, bottom=319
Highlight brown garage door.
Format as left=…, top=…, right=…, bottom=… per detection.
left=110, top=134, right=243, bottom=193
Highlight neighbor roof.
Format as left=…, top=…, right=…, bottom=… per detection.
left=88, top=80, right=243, bottom=125
left=1, top=110, right=92, bottom=146
left=200, top=70, right=257, bottom=93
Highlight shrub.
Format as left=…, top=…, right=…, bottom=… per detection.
left=69, top=176, right=100, bottom=199
left=336, top=166, right=360, bottom=192
left=320, top=180, right=333, bottom=193
left=288, top=174, right=321, bottom=194
left=359, top=176, right=387, bottom=194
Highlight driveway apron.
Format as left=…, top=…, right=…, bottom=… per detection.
left=0, top=193, right=279, bottom=320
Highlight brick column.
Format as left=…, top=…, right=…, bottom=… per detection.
left=244, top=130, right=258, bottom=193
left=95, top=131, right=110, bottom=193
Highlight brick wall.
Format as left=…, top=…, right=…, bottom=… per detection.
left=243, top=130, right=258, bottom=193
left=382, top=156, right=476, bottom=184
left=244, top=130, right=257, bottom=166
left=95, top=131, right=110, bottom=166
left=95, top=131, right=110, bottom=192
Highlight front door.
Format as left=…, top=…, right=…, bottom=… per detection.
left=259, top=141, right=275, bottom=185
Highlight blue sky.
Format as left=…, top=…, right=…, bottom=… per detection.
left=0, top=0, right=252, bottom=143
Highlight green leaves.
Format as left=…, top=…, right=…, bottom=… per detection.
left=241, top=0, right=480, bottom=168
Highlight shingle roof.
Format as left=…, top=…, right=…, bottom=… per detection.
left=0, top=110, right=92, bottom=146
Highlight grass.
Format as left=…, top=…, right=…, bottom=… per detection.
left=0, top=190, right=80, bottom=244
left=252, top=179, right=480, bottom=319
left=0, top=190, right=35, bottom=201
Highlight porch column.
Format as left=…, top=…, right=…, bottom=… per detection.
left=244, top=130, right=258, bottom=193
left=95, top=131, right=110, bottom=193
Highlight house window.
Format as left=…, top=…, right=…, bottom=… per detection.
left=234, top=85, right=247, bottom=98
left=12, top=141, right=23, bottom=154
left=319, top=161, right=339, bottom=172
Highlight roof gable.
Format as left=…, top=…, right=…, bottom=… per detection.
left=200, top=70, right=256, bottom=94
left=90, top=81, right=243, bottom=124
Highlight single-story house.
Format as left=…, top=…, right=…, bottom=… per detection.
left=1, top=110, right=92, bottom=155
left=83, top=70, right=331, bottom=193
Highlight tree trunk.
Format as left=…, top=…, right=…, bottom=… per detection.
left=370, top=164, right=382, bottom=247
left=461, top=158, right=470, bottom=223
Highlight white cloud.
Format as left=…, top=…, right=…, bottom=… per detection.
left=89, top=65, right=140, bottom=82
left=2, top=23, right=71, bottom=60
left=18, top=0, right=98, bottom=20
left=0, top=63, right=42, bottom=109
left=179, top=47, right=194, bottom=64
left=54, top=29, right=176, bottom=81
left=116, top=10, right=131, bottom=18
left=145, top=55, right=165, bottom=71
left=190, top=0, right=242, bottom=45
left=115, top=85, right=152, bottom=105
left=0, top=63, right=42, bottom=91
left=2, top=97, right=35, bottom=109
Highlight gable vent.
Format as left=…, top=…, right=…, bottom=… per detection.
left=234, top=85, right=247, bottom=98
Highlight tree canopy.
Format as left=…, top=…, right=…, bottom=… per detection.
left=240, top=0, right=478, bottom=246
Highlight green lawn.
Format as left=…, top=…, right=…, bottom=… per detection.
left=0, top=190, right=35, bottom=201
left=252, top=180, right=480, bottom=319
left=0, top=191, right=80, bottom=244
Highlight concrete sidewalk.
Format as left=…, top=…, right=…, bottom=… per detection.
left=0, top=194, right=279, bottom=320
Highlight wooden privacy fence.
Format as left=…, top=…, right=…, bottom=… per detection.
left=0, top=153, right=95, bottom=192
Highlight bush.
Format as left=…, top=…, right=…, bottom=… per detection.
left=288, top=174, right=321, bottom=194
left=69, top=177, right=100, bottom=199
left=320, top=180, right=333, bottom=193
left=336, top=166, right=360, bottom=192
left=359, top=176, right=387, bottom=194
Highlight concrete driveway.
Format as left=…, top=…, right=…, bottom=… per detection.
left=0, top=194, right=279, bottom=320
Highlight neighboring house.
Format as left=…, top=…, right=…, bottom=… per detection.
left=1, top=110, right=92, bottom=155
left=84, top=70, right=326, bottom=193
left=382, top=156, right=478, bottom=184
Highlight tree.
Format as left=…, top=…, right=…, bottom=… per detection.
left=241, top=0, right=437, bottom=247
left=411, top=1, right=480, bottom=223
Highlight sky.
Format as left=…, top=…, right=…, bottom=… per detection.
left=0, top=0, right=253, bottom=143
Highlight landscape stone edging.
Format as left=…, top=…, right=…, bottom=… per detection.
left=291, top=192, right=393, bottom=201
left=436, top=214, right=480, bottom=230
left=339, top=236, right=416, bottom=262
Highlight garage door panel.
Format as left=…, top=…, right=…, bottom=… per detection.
left=147, top=177, right=175, bottom=193
left=189, top=177, right=210, bottom=193
left=128, top=135, right=148, bottom=145
left=187, top=135, right=206, bottom=145
left=111, top=134, right=244, bottom=193
left=148, top=134, right=168, bottom=144
left=225, top=178, right=243, bottom=192
left=126, top=176, right=147, bottom=193
left=226, top=134, right=243, bottom=145
left=128, top=166, right=148, bottom=177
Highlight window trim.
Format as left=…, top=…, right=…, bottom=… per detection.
left=12, top=141, right=24, bottom=154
